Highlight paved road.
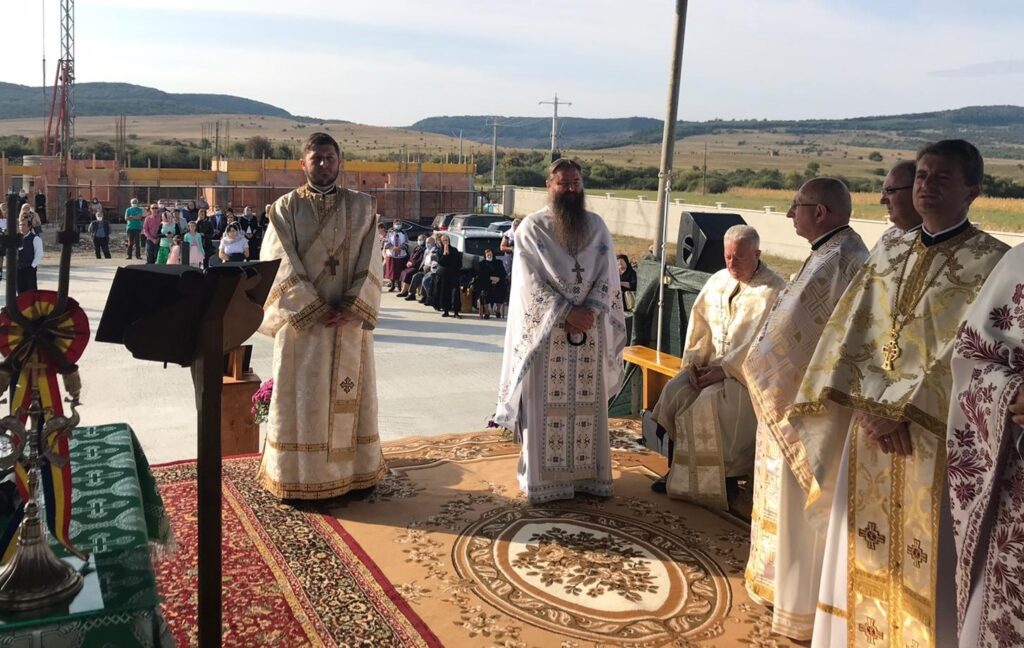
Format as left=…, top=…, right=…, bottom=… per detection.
left=0, top=258, right=507, bottom=464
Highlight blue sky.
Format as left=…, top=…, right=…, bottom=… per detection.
left=5, top=0, right=1024, bottom=126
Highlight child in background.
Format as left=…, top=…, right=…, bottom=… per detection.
left=167, top=235, right=183, bottom=265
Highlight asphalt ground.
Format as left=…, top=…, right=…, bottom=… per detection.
left=0, top=255, right=507, bottom=464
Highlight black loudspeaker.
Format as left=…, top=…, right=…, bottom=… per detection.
left=675, top=211, right=747, bottom=273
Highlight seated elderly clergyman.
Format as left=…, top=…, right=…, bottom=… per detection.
left=649, top=225, right=785, bottom=509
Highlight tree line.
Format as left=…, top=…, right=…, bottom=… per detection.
left=479, top=152, right=1024, bottom=198
left=4, top=134, right=1024, bottom=199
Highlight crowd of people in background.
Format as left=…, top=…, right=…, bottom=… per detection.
left=2, top=189, right=642, bottom=317
left=381, top=220, right=515, bottom=320
left=133, top=198, right=268, bottom=267
left=1, top=193, right=45, bottom=294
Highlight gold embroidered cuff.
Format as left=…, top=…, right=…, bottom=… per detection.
left=290, top=299, right=330, bottom=331
left=341, top=296, right=378, bottom=328
left=266, top=273, right=309, bottom=306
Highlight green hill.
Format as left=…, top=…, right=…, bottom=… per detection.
left=0, top=82, right=293, bottom=119
left=410, top=106, right=1024, bottom=157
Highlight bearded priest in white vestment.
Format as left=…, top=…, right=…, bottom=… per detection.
left=943, top=243, right=1024, bottom=647
left=742, top=178, right=869, bottom=640
left=785, top=141, right=1009, bottom=648
left=650, top=225, right=785, bottom=509
left=257, top=132, right=385, bottom=500
left=495, top=159, right=626, bottom=504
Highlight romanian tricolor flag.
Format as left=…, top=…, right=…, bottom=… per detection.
left=0, top=290, right=90, bottom=562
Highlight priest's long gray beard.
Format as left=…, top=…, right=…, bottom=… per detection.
left=551, top=191, right=589, bottom=254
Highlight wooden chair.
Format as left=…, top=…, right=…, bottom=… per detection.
left=622, top=345, right=683, bottom=411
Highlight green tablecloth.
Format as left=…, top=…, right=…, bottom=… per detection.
left=0, top=423, right=174, bottom=648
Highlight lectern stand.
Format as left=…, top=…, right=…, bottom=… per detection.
left=95, top=259, right=280, bottom=648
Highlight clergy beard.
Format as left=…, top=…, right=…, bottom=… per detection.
left=551, top=191, right=588, bottom=253
left=305, top=169, right=339, bottom=192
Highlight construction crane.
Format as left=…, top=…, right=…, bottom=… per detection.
left=44, top=0, right=75, bottom=178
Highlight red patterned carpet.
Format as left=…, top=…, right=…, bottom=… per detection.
left=154, top=423, right=797, bottom=647
left=153, top=458, right=440, bottom=647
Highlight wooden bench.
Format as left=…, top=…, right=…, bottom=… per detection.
left=622, top=345, right=683, bottom=411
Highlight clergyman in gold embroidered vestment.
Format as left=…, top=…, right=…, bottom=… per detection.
left=257, top=133, right=385, bottom=500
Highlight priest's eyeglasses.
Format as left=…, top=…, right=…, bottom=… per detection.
left=788, top=202, right=830, bottom=214
left=882, top=185, right=913, bottom=196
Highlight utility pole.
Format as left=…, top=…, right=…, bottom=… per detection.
left=488, top=117, right=499, bottom=188
left=459, top=130, right=463, bottom=165
left=539, top=94, right=571, bottom=162
left=41, top=0, right=46, bottom=136
left=701, top=142, right=707, bottom=195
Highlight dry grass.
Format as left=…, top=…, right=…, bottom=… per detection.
left=0, top=114, right=491, bottom=161
left=566, top=131, right=1024, bottom=183
left=2, top=114, right=1021, bottom=231
left=611, top=233, right=804, bottom=278
left=604, top=187, right=1024, bottom=233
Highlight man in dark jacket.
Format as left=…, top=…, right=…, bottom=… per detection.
left=87, top=211, right=111, bottom=259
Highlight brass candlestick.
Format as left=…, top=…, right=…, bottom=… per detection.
left=0, top=387, right=83, bottom=613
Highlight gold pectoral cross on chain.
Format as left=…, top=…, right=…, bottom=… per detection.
left=325, top=255, right=340, bottom=276
left=881, top=329, right=901, bottom=371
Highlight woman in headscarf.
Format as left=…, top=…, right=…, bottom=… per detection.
left=474, top=247, right=508, bottom=319
left=435, top=233, right=463, bottom=318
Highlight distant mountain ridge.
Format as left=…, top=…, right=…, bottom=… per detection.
left=411, top=106, right=1024, bottom=155
left=3, top=81, right=1024, bottom=157
left=0, top=81, right=294, bottom=119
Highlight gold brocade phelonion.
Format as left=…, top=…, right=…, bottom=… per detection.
left=881, top=241, right=957, bottom=371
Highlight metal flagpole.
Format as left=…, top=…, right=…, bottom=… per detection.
left=655, top=176, right=672, bottom=354
left=653, top=0, right=689, bottom=356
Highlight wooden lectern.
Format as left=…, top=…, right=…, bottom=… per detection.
left=95, top=259, right=280, bottom=648
left=221, top=346, right=260, bottom=456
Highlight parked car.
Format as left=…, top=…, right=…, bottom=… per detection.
left=444, top=229, right=506, bottom=270
left=448, top=213, right=509, bottom=232
left=486, top=220, right=514, bottom=234
left=430, top=212, right=463, bottom=231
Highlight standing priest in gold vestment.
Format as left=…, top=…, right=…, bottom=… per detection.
left=743, top=178, right=869, bottom=640
left=783, top=140, right=1009, bottom=648
left=649, top=225, right=785, bottom=509
left=257, top=132, right=386, bottom=500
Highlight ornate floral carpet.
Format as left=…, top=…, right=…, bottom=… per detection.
left=154, top=420, right=798, bottom=647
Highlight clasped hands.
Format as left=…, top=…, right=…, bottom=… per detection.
left=564, top=306, right=595, bottom=337
left=857, top=411, right=912, bottom=456
left=323, top=307, right=358, bottom=327
left=686, top=363, right=727, bottom=390
left=1010, top=385, right=1024, bottom=427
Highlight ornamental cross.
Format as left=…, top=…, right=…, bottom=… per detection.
left=325, top=255, right=340, bottom=276
left=572, top=259, right=585, bottom=285
left=858, top=521, right=887, bottom=551
left=881, top=330, right=901, bottom=371
left=857, top=618, right=885, bottom=645
left=907, top=538, right=929, bottom=568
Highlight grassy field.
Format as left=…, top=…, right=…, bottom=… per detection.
left=602, top=187, right=1024, bottom=233
left=611, top=233, right=804, bottom=278
left=564, top=131, right=1024, bottom=183
left=2, top=114, right=1022, bottom=232
left=0, top=114, right=492, bottom=161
